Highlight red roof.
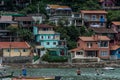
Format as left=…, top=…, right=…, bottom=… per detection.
left=14, top=17, right=34, bottom=21
left=110, top=45, right=120, bottom=50
left=79, top=35, right=110, bottom=41
left=69, top=48, right=81, bottom=52
left=80, top=10, right=107, bottom=14
left=35, top=24, right=54, bottom=28
left=112, top=21, right=120, bottom=26
left=0, top=42, right=30, bottom=49
left=48, top=4, right=70, bottom=9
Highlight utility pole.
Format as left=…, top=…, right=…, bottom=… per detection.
left=37, top=2, right=39, bottom=14
left=29, top=0, right=32, bottom=4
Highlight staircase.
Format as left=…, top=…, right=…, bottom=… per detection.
left=32, top=55, right=40, bottom=64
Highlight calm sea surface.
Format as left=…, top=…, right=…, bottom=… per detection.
left=1, top=67, right=120, bottom=80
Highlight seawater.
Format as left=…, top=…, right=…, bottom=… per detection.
left=1, top=68, right=120, bottom=80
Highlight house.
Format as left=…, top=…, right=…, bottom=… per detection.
left=98, top=0, right=120, bottom=10
left=81, top=10, right=107, bottom=27
left=69, top=35, right=110, bottom=62
left=46, top=4, right=72, bottom=16
left=90, top=27, right=117, bottom=45
left=33, top=24, right=67, bottom=57
left=111, top=21, right=120, bottom=45
left=27, top=14, right=46, bottom=24
left=98, top=0, right=116, bottom=7
left=0, top=42, right=31, bottom=57
left=14, top=16, right=34, bottom=31
left=110, top=45, right=120, bottom=60
left=0, top=15, right=18, bottom=41
left=72, top=12, right=82, bottom=27
left=46, top=4, right=72, bottom=26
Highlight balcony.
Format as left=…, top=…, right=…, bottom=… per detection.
left=38, top=31, right=55, bottom=34
left=84, top=18, right=107, bottom=22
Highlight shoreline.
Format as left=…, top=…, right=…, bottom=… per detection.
left=4, top=60, right=120, bottom=69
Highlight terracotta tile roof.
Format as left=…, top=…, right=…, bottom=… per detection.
left=69, top=48, right=81, bottom=52
left=35, top=24, right=54, bottom=28
left=84, top=48, right=99, bottom=50
left=48, top=4, right=70, bottom=9
left=112, top=21, right=120, bottom=26
left=0, top=16, right=13, bottom=21
left=80, top=10, right=107, bottom=14
left=90, top=27, right=117, bottom=33
left=0, top=42, right=30, bottom=48
left=79, top=35, right=110, bottom=41
left=14, top=17, right=34, bottom=21
left=98, top=0, right=104, bottom=2
left=110, top=45, right=120, bottom=50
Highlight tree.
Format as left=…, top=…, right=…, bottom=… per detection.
left=17, top=29, right=34, bottom=41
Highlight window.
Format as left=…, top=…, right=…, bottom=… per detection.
left=47, top=42, right=50, bottom=45
left=100, top=51, right=108, bottom=56
left=92, top=15, right=96, bottom=20
left=6, top=49, right=10, bottom=52
left=41, top=36, right=43, bottom=39
left=14, top=49, right=19, bottom=52
left=100, top=15, right=104, bottom=19
left=53, top=42, right=56, bottom=45
left=76, top=52, right=83, bottom=55
left=42, top=28, right=48, bottom=31
left=23, top=49, right=28, bottom=52
left=48, top=36, right=50, bottom=39
left=99, top=41, right=108, bottom=47
left=87, top=42, right=92, bottom=48
left=77, top=43, right=80, bottom=47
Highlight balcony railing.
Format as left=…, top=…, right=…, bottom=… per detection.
left=84, top=18, right=107, bottom=22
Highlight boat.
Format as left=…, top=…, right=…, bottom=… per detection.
left=0, top=57, right=10, bottom=69
left=0, top=71, right=14, bottom=78
left=12, top=76, right=55, bottom=80
left=102, top=67, right=115, bottom=70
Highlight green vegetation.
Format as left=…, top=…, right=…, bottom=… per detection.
left=7, top=26, right=34, bottom=41
left=41, top=53, right=68, bottom=62
left=17, top=0, right=101, bottom=15
left=54, top=26, right=94, bottom=49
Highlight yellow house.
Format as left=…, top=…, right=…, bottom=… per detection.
left=0, top=42, right=31, bottom=57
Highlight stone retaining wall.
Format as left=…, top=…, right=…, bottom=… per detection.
left=4, top=60, right=120, bottom=69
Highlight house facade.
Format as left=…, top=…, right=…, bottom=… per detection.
left=33, top=24, right=67, bottom=57
left=46, top=4, right=73, bottom=26
left=81, top=10, right=107, bottom=27
left=99, top=0, right=116, bottom=7
left=110, top=45, right=120, bottom=60
left=72, top=12, right=82, bottom=27
left=69, top=35, right=110, bottom=62
left=14, top=16, right=34, bottom=31
left=0, top=15, right=18, bottom=41
left=90, top=27, right=117, bottom=45
left=111, top=21, right=120, bottom=45
left=0, top=42, right=31, bottom=57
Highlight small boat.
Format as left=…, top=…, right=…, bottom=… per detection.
left=102, top=67, right=115, bottom=70
left=12, top=76, right=55, bottom=80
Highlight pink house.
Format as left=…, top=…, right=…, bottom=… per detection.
left=111, top=21, right=120, bottom=45
left=69, top=35, right=110, bottom=62
left=99, top=0, right=116, bottom=7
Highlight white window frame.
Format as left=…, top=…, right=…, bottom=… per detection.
left=23, top=49, right=28, bottom=52
left=100, top=51, right=108, bottom=56
left=92, top=15, right=96, bottom=21
left=87, top=42, right=92, bottom=48
left=14, top=49, right=19, bottom=52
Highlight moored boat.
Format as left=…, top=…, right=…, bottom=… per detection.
left=102, top=67, right=115, bottom=70
left=12, top=76, right=55, bottom=80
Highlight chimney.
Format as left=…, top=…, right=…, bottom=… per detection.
left=93, top=35, right=98, bottom=40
